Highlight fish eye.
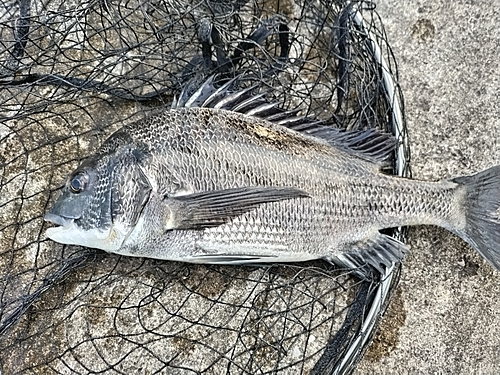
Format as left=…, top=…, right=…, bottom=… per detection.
left=69, top=171, right=88, bottom=194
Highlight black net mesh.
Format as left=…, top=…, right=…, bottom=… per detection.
left=0, top=0, right=410, bottom=373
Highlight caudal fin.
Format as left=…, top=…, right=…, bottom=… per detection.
left=452, top=166, right=500, bottom=271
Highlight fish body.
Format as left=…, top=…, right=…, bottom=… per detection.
left=44, top=81, right=500, bottom=272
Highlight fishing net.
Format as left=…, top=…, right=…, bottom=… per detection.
left=0, top=0, right=410, bottom=373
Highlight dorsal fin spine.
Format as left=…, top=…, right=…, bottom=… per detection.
left=202, top=77, right=238, bottom=108
left=184, top=76, right=215, bottom=108
left=245, top=102, right=278, bottom=117
left=213, top=85, right=256, bottom=109
left=231, top=92, right=267, bottom=112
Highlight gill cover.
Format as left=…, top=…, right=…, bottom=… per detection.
left=109, top=148, right=152, bottom=238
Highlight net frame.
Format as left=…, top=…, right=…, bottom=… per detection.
left=0, top=0, right=410, bottom=373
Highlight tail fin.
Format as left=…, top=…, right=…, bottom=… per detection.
left=452, top=166, right=500, bottom=271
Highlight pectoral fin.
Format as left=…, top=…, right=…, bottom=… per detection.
left=164, top=186, right=309, bottom=230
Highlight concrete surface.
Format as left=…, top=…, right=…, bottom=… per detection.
left=1, top=1, right=499, bottom=374
left=356, top=1, right=500, bottom=373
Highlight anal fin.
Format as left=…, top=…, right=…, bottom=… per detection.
left=332, top=233, right=408, bottom=273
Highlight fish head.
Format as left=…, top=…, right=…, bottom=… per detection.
left=44, top=146, right=152, bottom=252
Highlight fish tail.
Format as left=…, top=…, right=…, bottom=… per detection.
left=452, top=166, right=500, bottom=271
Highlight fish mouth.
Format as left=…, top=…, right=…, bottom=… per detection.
left=44, top=212, right=123, bottom=252
left=44, top=213, right=74, bottom=228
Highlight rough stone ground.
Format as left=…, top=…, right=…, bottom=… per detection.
left=1, top=1, right=498, bottom=373
left=356, top=1, right=500, bottom=373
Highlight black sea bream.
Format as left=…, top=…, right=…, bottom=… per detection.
left=44, top=79, right=500, bottom=272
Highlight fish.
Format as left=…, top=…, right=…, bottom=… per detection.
left=44, top=77, right=500, bottom=273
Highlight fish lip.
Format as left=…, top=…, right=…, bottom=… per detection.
left=44, top=213, right=74, bottom=228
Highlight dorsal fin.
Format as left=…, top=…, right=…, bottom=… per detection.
left=172, top=76, right=396, bottom=163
